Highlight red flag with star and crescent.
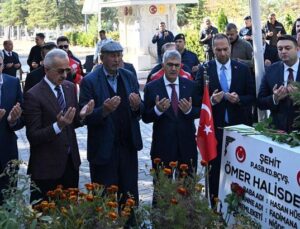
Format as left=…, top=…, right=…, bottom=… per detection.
left=196, top=83, right=217, bottom=162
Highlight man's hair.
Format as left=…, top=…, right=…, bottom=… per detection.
left=277, top=35, right=298, bottom=47
left=226, top=23, right=238, bottom=31
left=56, top=36, right=70, bottom=44
left=99, top=30, right=106, bottom=34
left=269, top=13, right=276, bottom=18
left=296, top=18, right=300, bottom=22
left=41, top=42, right=57, bottom=59
left=162, top=50, right=181, bottom=63
left=36, top=33, right=45, bottom=39
left=161, top=42, right=175, bottom=55
left=44, top=49, right=68, bottom=68
left=3, top=40, right=12, bottom=46
left=212, top=33, right=230, bottom=47
left=160, top=22, right=165, bottom=25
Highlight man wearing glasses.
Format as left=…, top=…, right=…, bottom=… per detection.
left=56, top=36, right=84, bottom=86
left=143, top=49, right=201, bottom=176
left=23, top=49, right=94, bottom=203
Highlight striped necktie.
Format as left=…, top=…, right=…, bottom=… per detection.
left=55, top=86, right=66, bottom=112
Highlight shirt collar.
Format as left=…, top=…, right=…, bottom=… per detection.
left=44, top=76, right=60, bottom=91
left=0, top=74, right=3, bottom=84
left=215, top=59, right=231, bottom=70
left=284, top=58, right=299, bottom=73
left=103, top=66, right=118, bottom=78
left=163, top=75, right=179, bottom=86
left=3, top=50, right=10, bottom=55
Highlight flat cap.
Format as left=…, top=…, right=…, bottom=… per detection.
left=101, top=41, right=123, bottom=53
left=174, top=33, right=185, bottom=42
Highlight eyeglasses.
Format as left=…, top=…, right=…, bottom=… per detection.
left=54, top=68, right=71, bottom=74
left=58, top=45, right=69, bottom=49
left=166, top=63, right=181, bottom=68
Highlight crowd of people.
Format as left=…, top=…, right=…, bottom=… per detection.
left=0, top=12, right=299, bottom=227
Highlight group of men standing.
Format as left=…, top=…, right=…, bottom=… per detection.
left=0, top=14, right=299, bottom=224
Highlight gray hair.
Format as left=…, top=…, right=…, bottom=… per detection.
left=44, top=49, right=68, bottom=68
left=161, top=42, right=176, bottom=55
left=162, top=50, right=181, bottom=63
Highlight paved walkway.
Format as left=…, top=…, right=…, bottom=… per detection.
left=17, top=121, right=154, bottom=204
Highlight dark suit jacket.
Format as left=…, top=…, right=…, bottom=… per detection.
left=264, top=43, right=279, bottom=64
left=23, top=79, right=81, bottom=180
left=2, top=51, right=21, bottom=77
left=196, top=60, right=256, bottom=129
left=24, top=66, right=45, bottom=93
left=257, top=61, right=300, bottom=132
left=142, top=77, right=201, bottom=164
left=79, top=65, right=143, bottom=165
left=0, top=74, right=23, bottom=168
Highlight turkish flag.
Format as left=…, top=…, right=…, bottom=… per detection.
left=196, top=83, right=217, bottom=162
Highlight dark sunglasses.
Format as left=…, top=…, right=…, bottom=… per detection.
left=58, top=45, right=69, bottom=49
left=166, top=63, right=181, bottom=68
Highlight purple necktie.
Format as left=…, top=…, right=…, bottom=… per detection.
left=287, top=68, right=294, bottom=84
left=170, top=84, right=178, bottom=116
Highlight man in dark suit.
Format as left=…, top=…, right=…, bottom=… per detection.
left=79, top=41, right=143, bottom=207
left=196, top=34, right=255, bottom=204
left=23, top=49, right=94, bottom=202
left=24, top=42, right=57, bottom=93
left=2, top=40, right=21, bottom=77
left=143, top=50, right=201, bottom=171
left=0, top=56, right=23, bottom=204
left=258, top=35, right=300, bottom=133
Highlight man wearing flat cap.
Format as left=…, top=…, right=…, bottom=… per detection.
left=174, top=33, right=200, bottom=76
left=79, top=41, right=143, bottom=212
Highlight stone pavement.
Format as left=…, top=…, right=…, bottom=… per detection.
left=16, top=119, right=154, bottom=204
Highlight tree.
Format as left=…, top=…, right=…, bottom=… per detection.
left=217, top=9, right=228, bottom=32
left=57, top=0, right=84, bottom=28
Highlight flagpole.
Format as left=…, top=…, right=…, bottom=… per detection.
left=203, top=63, right=211, bottom=203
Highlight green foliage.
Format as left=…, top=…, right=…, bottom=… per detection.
left=101, top=8, right=118, bottom=31
left=217, top=9, right=228, bottom=33
left=106, top=31, right=120, bottom=41
left=57, top=0, right=84, bottom=26
left=181, top=28, right=205, bottom=62
left=0, top=0, right=27, bottom=26
left=284, top=14, right=294, bottom=34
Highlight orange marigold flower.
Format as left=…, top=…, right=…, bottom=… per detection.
left=107, top=201, right=118, bottom=208
left=60, top=207, right=68, bottom=215
left=124, top=206, right=131, bottom=213
left=170, top=198, right=178, bottom=205
left=79, top=192, right=85, bottom=197
left=177, top=187, right=188, bottom=196
left=108, top=211, right=118, bottom=220
left=54, top=188, right=63, bottom=195
left=125, top=198, right=135, bottom=207
left=85, top=183, right=94, bottom=191
left=40, top=201, right=49, bottom=209
left=169, top=161, right=178, bottom=168
left=200, top=160, right=208, bottom=166
left=163, top=168, right=172, bottom=175
left=86, top=194, right=94, bottom=202
left=56, top=184, right=63, bottom=189
left=153, top=158, right=161, bottom=165
left=96, top=206, right=103, bottom=212
left=48, top=202, right=56, bottom=209
left=107, top=185, right=118, bottom=193
left=60, top=193, right=67, bottom=200
left=69, top=195, right=78, bottom=202
left=179, top=164, right=189, bottom=171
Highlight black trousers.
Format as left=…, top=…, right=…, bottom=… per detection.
left=30, top=155, right=79, bottom=203
left=89, top=144, right=139, bottom=205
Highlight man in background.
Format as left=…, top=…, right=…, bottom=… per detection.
left=239, top=16, right=253, bottom=45
left=152, top=22, right=174, bottom=63
left=93, top=30, right=112, bottom=65
left=264, top=13, right=286, bottom=47
left=27, top=33, right=45, bottom=72
left=2, top=40, right=21, bottom=77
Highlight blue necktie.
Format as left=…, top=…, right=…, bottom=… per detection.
left=55, top=86, right=66, bottom=112
left=219, top=65, right=229, bottom=123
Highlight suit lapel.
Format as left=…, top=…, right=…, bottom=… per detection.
left=99, top=67, right=110, bottom=100
left=40, top=79, right=61, bottom=113
left=158, top=77, right=169, bottom=100
left=61, top=82, right=72, bottom=109
left=208, top=61, right=222, bottom=93
left=0, top=75, right=8, bottom=108
left=229, top=62, right=238, bottom=92
left=179, top=77, right=187, bottom=100
left=296, top=59, right=300, bottom=82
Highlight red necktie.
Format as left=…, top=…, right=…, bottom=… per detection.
left=287, top=68, right=294, bottom=84
left=170, top=84, right=178, bottom=116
